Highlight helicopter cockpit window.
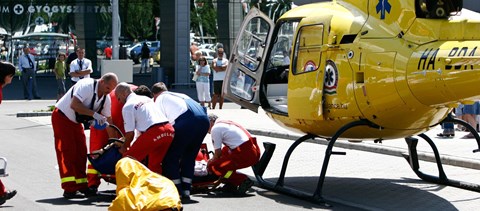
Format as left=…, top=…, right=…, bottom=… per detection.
left=237, top=17, right=271, bottom=71
left=415, top=0, right=462, bottom=19
left=267, top=20, right=297, bottom=69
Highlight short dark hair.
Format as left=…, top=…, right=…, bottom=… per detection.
left=0, top=62, right=16, bottom=85
left=151, top=82, right=168, bottom=94
left=134, top=85, right=153, bottom=98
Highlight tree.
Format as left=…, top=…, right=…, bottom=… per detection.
left=190, top=0, right=217, bottom=40
left=124, top=0, right=155, bottom=41
left=250, top=0, right=292, bottom=22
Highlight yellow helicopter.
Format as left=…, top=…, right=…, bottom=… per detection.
left=223, top=0, right=480, bottom=203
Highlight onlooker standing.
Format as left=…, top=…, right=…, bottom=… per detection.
left=54, top=53, right=67, bottom=101
left=0, top=61, right=17, bottom=205
left=460, top=102, right=480, bottom=138
left=211, top=48, right=228, bottom=109
left=104, top=45, right=112, bottom=60
left=69, top=47, right=93, bottom=85
left=195, top=56, right=211, bottom=108
left=18, top=47, right=41, bottom=100
left=140, top=43, right=150, bottom=74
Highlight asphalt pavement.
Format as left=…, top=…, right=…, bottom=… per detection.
left=1, top=100, right=480, bottom=210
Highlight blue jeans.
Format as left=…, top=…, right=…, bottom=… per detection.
left=140, top=58, right=149, bottom=73
left=443, top=122, right=454, bottom=129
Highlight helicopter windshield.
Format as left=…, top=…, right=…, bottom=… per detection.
left=415, top=0, right=463, bottom=19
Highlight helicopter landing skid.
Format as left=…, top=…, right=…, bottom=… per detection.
left=403, top=132, right=480, bottom=192
left=252, top=119, right=378, bottom=205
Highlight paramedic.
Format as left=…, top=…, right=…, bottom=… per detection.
left=151, top=82, right=210, bottom=200
left=52, top=73, right=118, bottom=198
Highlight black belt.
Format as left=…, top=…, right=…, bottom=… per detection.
left=56, top=108, right=67, bottom=117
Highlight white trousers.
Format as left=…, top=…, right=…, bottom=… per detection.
left=196, top=82, right=211, bottom=102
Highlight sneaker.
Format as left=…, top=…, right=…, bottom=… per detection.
left=180, top=194, right=195, bottom=204
left=63, top=190, right=85, bottom=199
left=461, top=133, right=475, bottom=139
left=80, top=187, right=98, bottom=197
left=237, top=178, right=254, bottom=194
left=0, top=190, right=17, bottom=205
left=218, top=183, right=238, bottom=193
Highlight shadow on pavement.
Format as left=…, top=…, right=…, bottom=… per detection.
left=256, top=176, right=458, bottom=210
left=35, top=193, right=115, bottom=207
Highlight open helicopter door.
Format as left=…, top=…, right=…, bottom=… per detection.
left=223, top=8, right=274, bottom=112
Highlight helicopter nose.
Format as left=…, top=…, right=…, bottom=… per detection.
left=407, top=42, right=480, bottom=106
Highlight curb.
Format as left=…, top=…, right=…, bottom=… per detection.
left=248, top=129, right=480, bottom=170
left=16, top=112, right=52, bottom=118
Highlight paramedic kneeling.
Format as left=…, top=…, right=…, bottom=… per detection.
left=115, top=82, right=174, bottom=175
left=207, top=114, right=261, bottom=194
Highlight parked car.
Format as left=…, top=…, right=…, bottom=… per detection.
left=130, top=41, right=160, bottom=64
left=126, top=43, right=141, bottom=58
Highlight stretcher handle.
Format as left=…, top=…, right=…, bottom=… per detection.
left=0, top=157, right=8, bottom=177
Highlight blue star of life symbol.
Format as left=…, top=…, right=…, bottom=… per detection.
left=325, top=69, right=335, bottom=87
left=376, top=0, right=392, bottom=20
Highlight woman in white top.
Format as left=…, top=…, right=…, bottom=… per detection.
left=195, top=56, right=211, bottom=108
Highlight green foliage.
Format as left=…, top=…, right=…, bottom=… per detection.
left=190, top=0, right=217, bottom=38
left=124, top=1, right=156, bottom=40
left=251, top=0, right=292, bottom=22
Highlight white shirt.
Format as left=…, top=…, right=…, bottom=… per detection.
left=154, top=91, right=189, bottom=125
left=212, top=57, right=228, bottom=81
left=55, top=78, right=112, bottom=123
left=122, top=93, right=168, bottom=133
left=211, top=121, right=249, bottom=150
left=70, top=58, right=93, bottom=82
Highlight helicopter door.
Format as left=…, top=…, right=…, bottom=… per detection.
left=288, top=24, right=325, bottom=120
left=223, top=8, right=274, bottom=113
